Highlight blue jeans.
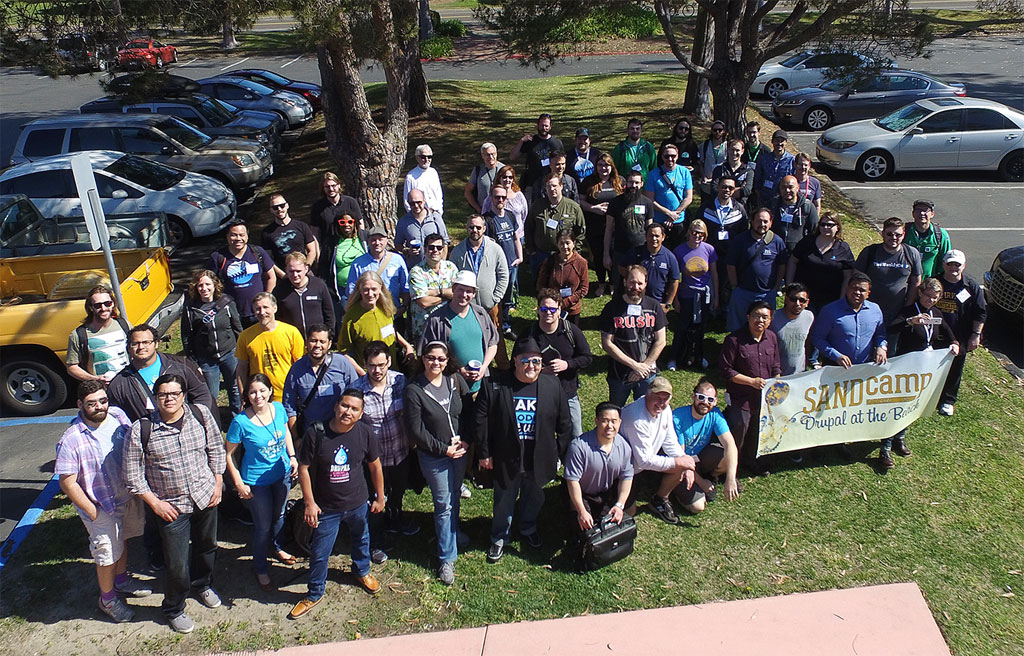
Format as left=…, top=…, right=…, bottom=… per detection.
left=156, top=504, right=218, bottom=618
left=491, top=470, right=546, bottom=546
left=567, top=395, right=583, bottom=438
left=306, top=503, right=371, bottom=601
left=418, top=450, right=468, bottom=565
left=246, top=478, right=289, bottom=575
left=607, top=373, right=656, bottom=407
left=198, top=351, right=241, bottom=414
left=881, top=428, right=908, bottom=453
left=726, top=287, right=772, bottom=333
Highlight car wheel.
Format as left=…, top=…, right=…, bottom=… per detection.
left=856, top=150, right=894, bottom=181
left=804, top=106, right=833, bottom=131
left=766, top=79, right=788, bottom=99
left=155, top=56, right=164, bottom=69
left=97, top=58, right=107, bottom=72
left=171, top=50, right=178, bottom=63
left=998, top=150, right=1023, bottom=182
left=0, top=356, right=68, bottom=416
left=167, top=215, right=192, bottom=248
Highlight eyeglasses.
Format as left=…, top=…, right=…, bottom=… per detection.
left=410, top=199, right=425, bottom=206
left=883, top=231, right=903, bottom=238
left=467, top=225, right=485, bottom=231
left=519, top=357, right=543, bottom=366
left=502, top=174, right=515, bottom=180
left=271, top=203, right=287, bottom=210
left=426, top=244, right=445, bottom=251
left=493, top=194, right=507, bottom=200
left=538, top=306, right=559, bottom=314
left=690, top=231, right=707, bottom=237
left=694, top=392, right=717, bottom=404
left=156, top=391, right=183, bottom=400
left=130, top=339, right=155, bottom=347
left=663, top=154, right=678, bottom=159
left=418, top=154, right=433, bottom=160
left=366, top=361, right=390, bottom=370
left=819, top=222, right=837, bottom=228
left=788, top=296, right=810, bottom=304
left=92, top=300, right=114, bottom=308
left=424, top=355, right=448, bottom=363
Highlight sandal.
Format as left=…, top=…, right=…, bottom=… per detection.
left=276, top=551, right=296, bottom=566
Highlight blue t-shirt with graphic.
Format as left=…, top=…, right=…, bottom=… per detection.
left=137, top=354, right=162, bottom=389
left=226, top=401, right=290, bottom=485
left=672, top=405, right=729, bottom=456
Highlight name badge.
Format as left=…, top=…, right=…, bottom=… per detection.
left=145, top=397, right=155, bottom=411
left=764, top=180, right=774, bottom=189
left=955, top=288, right=972, bottom=303
left=560, top=287, right=572, bottom=298
left=659, top=262, right=667, bottom=270
left=634, top=204, right=646, bottom=215
left=380, top=323, right=396, bottom=338
left=540, top=158, right=550, bottom=167
left=626, top=304, right=642, bottom=316
left=781, top=211, right=794, bottom=224
left=245, top=262, right=261, bottom=275
left=719, top=230, right=730, bottom=241
left=305, top=295, right=319, bottom=301
left=545, top=218, right=559, bottom=230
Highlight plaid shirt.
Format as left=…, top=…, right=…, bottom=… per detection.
left=123, top=404, right=227, bottom=514
left=55, top=407, right=132, bottom=515
left=354, top=371, right=408, bottom=467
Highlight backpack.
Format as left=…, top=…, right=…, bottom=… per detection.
left=138, top=402, right=203, bottom=449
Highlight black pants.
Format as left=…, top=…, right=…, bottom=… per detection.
left=157, top=505, right=218, bottom=618
left=671, top=294, right=710, bottom=365
left=940, top=348, right=967, bottom=406
left=584, top=213, right=609, bottom=284
left=562, top=481, right=619, bottom=537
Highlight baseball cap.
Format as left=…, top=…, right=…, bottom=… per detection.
left=943, top=249, right=966, bottom=265
left=773, top=129, right=789, bottom=141
left=452, top=270, right=478, bottom=289
left=367, top=225, right=388, bottom=238
left=647, top=376, right=673, bottom=396
left=575, top=127, right=590, bottom=137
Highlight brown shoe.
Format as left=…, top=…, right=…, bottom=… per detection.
left=879, top=451, right=895, bottom=470
left=893, top=439, right=911, bottom=457
left=357, top=574, right=381, bottom=595
left=288, top=597, right=321, bottom=619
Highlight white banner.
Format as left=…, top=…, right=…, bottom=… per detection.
left=757, top=349, right=955, bottom=456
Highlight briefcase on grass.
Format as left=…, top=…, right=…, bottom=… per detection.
left=582, top=514, right=637, bottom=570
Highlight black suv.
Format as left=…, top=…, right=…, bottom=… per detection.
left=56, top=34, right=115, bottom=72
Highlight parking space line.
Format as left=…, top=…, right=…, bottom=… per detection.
left=837, top=185, right=1024, bottom=190
left=176, top=57, right=198, bottom=67
left=0, top=474, right=59, bottom=572
left=220, top=57, right=250, bottom=71
left=0, top=415, right=72, bottom=427
left=281, top=55, right=304, bottom=68
left=944, top=227, right=1024, bottom=231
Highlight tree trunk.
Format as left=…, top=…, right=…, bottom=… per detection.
left=683, top=6, right=713, bottom=121
left=409, top=55, right=436, bottom=117
left=419, top=0, right=434, bottom=40
left=708, top=68, right=754, bottom=138
left=222, top=17, right=239, bottom=50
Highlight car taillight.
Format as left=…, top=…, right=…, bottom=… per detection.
left=954, top=87, right=966, bottom=97
left=302, top=90, right=313, bottom=98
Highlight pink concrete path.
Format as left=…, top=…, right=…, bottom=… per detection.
left=257, top=582, right=951, bottom=656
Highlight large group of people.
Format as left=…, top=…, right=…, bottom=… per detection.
left=55, top=114, right=986, bottom=633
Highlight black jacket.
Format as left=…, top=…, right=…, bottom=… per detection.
left=273, top=274, right=337, bottom=339
left=889, top=304, right=958, bottom=356
left=107, top=353, right=217, bottom=426
left=524, top=319, right=592, bottom=399
left=474, top=371, right=571, bottom=487
left=181, top=296, right=242, bottom=361
left=403, top=374, right=470, bottom=457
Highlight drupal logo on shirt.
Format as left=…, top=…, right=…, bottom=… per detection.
left=334, top=446, right=349, bottom=466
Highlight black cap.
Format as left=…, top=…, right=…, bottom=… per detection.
left=773, top=129, right=789, bottom=141
left=575, top=127, right=590, bottom=137
left=512, top=336, right=543, bottom=357
left=912, top=199, right=934, bottom=210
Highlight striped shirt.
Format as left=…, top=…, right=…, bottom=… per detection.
left=55, top=407, right=132, bottom=515
left=355, top=371, right=408, bottom=467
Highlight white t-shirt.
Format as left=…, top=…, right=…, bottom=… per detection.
left=619, top=397, right=683, bottom=473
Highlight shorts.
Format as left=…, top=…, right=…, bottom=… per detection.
left=673, top=443, right=726, bottom=506
left=79, top=497, right=144, bottom=566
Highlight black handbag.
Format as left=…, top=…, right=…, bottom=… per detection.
left=581, top=514, right=637, bottom=570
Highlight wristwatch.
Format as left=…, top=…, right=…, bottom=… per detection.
left=613, top=502, right=625, bottom=510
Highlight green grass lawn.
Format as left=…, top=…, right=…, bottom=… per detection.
left=1, top=73, right=1021, bottom=655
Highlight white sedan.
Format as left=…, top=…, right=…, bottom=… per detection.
left=0, top=150, right=236, bottom=246
left=815, top=97, right=1024, bottom=181
left=751, top=51, right=884, bottom=99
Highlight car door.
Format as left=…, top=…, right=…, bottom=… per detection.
left=157, top=104, right=208, bottom=130
left=94, top=172, right=143, bottom=215
left=789, top=53, right=829, bottom=89
left=897, top=108, right=964, bottom=170
left=883, top=74, right=930, bottom=114
left=116, top=127, right=191, bottom=170
left=958, top=108, right=1024, bottom=168
left=0, top=170, right=78, bottom=218
left=838, top=75, right=890, bottom=123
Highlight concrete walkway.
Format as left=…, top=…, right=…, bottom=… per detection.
left=259, top=582, right=950, bottom=656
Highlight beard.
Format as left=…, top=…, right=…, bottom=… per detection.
left=83, top=407, right=108, bottom=424
left=623, top=188, right=642, bottom=204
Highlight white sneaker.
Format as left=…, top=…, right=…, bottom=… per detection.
left=115, top=575, right=152, bottom=597
left=196, top=587, right=222, bottom=608
left=938, top=403, right=955, bottom=416
left=460, top=483, right=472, bottom=499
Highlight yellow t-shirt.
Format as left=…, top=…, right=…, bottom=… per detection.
left=235, top=322, right=305, bottom=401
left=337, top=304, right=397, bottom=367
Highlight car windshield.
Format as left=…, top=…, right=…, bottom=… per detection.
left=156, top=116, right=212, bottom=149
left=875, top=103, right=934, bottom=132
left=196, top=97, right=234, bottom=126
left=105, top=154, right=185, bottom=191
left=250, top=70, right=290, bottom=85
left=232, top=78, right=275, bottom=95
left=214, top=98, right=240, bottom=114
left=779, top=52, right=810, bottom=68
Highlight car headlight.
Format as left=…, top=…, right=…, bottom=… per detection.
left=179, top=194, right=213, bottom=209
left=279, top=98, right=297, bottom=107
left=231, top=154, right=255, bottom=167
left=829, top=141, right=858, bottom=150
left=778, top=99, right=806, bottom=107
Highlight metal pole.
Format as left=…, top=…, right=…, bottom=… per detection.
left=86, top=188, right=127, bottom=319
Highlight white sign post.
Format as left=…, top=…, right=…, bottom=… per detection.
left=70, top=153, right=128, bottom=319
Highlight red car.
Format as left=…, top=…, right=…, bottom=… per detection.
left=117, top=39, right=177, bottom=69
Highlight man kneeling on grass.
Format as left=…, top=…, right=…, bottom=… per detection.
left=564, top=402, right=634, bottom=537
left=289, top=389, right=385, bottom=620
left=57, top=380, right=151, bottom=623
left=670, top=378, right=740, bottom=514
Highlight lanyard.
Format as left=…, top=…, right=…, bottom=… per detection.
left=915, top=303, right=933, bottom=343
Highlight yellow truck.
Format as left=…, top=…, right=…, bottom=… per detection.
left=0, top=194, right=181, bottom=415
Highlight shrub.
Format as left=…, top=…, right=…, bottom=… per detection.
left=548, top=6, right=659, bottom=43
left=436, top=19, right=468, bottom=38
left=420, top=36, right=454, bottom=59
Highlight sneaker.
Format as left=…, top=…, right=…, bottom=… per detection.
left=438, top=562, right=455, bottom=586
left=115, top=575, right=152, bottom=597
left=523, top=532, right=543, bottom=549
left=288, top=597, right=321, bottom=619
left=879, top=450, right=895, bottom=470
left=650, top=496, right=680, bottom=525
left=460, top=483, right=472, bottom=499
left=666, top=360, right=677, bottom=371
left=938, top=403, right=955, bottom=416
left=893, top=438, right=912, bottom=457
left=371, top=548, right=389, bottom=564
left=486, top=542, right=504, bottom=563
left=357, top=573, right=381, bottom=594
left=195, top=587, right=222, bottom=609
left=99, top=596, right=134, bottom=623
left=168, top=612, right=195, bottom=634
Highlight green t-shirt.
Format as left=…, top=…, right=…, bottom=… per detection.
left=334, top=237, right=366, bottom=293
left=449, top=310, right=484, bottom=393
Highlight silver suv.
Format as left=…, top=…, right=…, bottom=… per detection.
left=9, top=114, right=273, bottom=193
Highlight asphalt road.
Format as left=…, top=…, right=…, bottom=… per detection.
left=1, top=34, right=1022, bottom=544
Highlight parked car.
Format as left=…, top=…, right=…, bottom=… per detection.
left=197, top=76, right=313, bottom=129
left=80, top=93, right=281, bottom=154
left=55, top=33, right=115, bottom=72
left=751, top=50, right=889, bottom=99
left=9, top=113, right=274, bottom=193
left=0, top=151, right=236, bottom=247
left=117, top=38, right=177, bottom=69
left=215, top=98, right=289, bottom=138
left=223, top=69, right=322, bottom=112
left=984, top=245, right=1024, bottom=320
left=815, top=97, right=1024, bottom=181
left=773, top=69, right=966, bottom=131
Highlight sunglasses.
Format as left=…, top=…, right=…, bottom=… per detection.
left=493, top=195, right=507, bottom=200
left=418, top=154, right=433, bottom=160
left=788, top=296, right=810, bottom=304
left=426, top=244, right=445, bottom=251
left=92, top=300, right=114, bottom=308
left=694, top=392, right=717, bottom=404
left=337, top=219, right=355, bottom=226
left=424, top=355, right=448, bottom=363
left=538, top=306, right=559, bottom=314
left=271, top=203, right=287, bottom=210
left=519, top=357, right=543, bottom=366
left=819, top=222, right=837, bottom=228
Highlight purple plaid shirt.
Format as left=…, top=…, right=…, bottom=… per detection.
left=354, top=371, right=408, bottom=467
left=55, top=407, right=132, bottom=515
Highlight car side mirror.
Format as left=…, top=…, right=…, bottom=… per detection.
left=908, top=127, right=924, bottom=135
left=160, top=145, right=179, bottom=156
left=793, top=64, right=806, bottom=70
left=111, top=189, right=128, bottom=199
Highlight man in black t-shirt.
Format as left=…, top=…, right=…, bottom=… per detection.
left=599, top=265, right=668, bottom=406
left=261, top=193, right=317, bottom=279
left=604, top=170, right=654, bottom=289
left=510, top=113, right=565, bottom=189
left=289, top=389, right=385, bottom=619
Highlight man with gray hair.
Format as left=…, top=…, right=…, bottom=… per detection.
left=403, top=144, right=444, bottom=217
left=465, top=142, right=503, bottom=213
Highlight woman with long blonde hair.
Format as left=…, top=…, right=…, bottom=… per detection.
left=338, top=271, right=415, bottom=369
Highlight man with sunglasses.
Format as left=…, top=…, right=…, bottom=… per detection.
left=476, top=337, right=572, bottom=562
left=403, top=144, right=444, bottom=217
left=934, top=249, right=986, bottom=416
left=57, top=380, right=150, bottom=623
left=671, top=378, right=740, bottom=514
left=770, top=283, right=814, bottom=375
left=644, top=143, right=693, bottom=228
left=396, top=188, right=450, bottom=268
left=261, top=193, right=318, bottom=280
left=510, top=113, right=564, bottom=189
left=66, top=285, right=132, bottom=384
left=409, top=233, right=459, bottom=341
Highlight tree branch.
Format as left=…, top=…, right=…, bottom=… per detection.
left=653, top=0, right=711, bottom=77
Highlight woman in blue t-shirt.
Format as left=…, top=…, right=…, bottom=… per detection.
left=225, top=373, right=298, bottom=590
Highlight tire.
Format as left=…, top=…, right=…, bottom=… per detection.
left=0, top=357, right=68, bottom=416
left=998, top=150, right=1023, bottom=182
left=167, top=215, right=192, bottom=249
left=856, top=150, right=894, bottom=181
left=766, top=79, right=788, bottom=99
left=154, top=56, right=164, bottom=69
left=171, top=50, right=178, bottom=63
left=804, top=106, right=833, bottom=131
